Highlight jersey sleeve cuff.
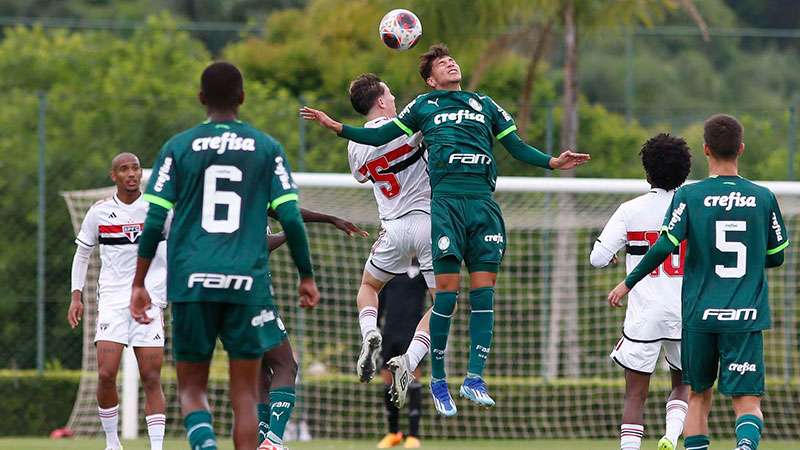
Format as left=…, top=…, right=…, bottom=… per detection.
left=392, top=118, right=414, bottom=136
left=767, top=240, right=790, bottom=255
left=143, top=193, right=174, bottom=210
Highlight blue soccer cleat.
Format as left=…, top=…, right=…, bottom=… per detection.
left=430, top=379, right=457, bottom=416
left=459, top=376, right=496, bottom=407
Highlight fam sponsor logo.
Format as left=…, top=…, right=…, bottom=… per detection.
left=772, top=212, right=784, bottom=242
left=728, top=362, right=757, bottom=375
left=188, top=273, right=254, bottom=291
left=667, top=202, right=686, bottom=231
left=153, top=157, right=172, bottom=192
left=703, top=192, right=756, bottom=210
left=702, top=308, right=757, bottom=321
left=449, top=153, right=492, bottom=165
left=484, top=233, right=504, bottom=243
left=434, top=109, right=486, bottom=125
left=251, top=309, right=276, bottom=327
left=192, top=132, right=256, bottom=155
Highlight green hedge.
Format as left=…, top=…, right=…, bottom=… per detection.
left=0, top=371, right=80, bottom=436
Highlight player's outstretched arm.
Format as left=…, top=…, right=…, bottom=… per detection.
left=607, top=234, right=676, bottom=307
left=272, top=199, right=320, bottom=309
left=269, top=207, right=368, bottom=238
left=299, top=106, right=406, bottom=147
left=130, top=203, right=169, bottom=324
left=499, top=131, right=590, bottom=170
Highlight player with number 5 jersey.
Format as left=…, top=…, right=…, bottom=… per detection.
left=131, top=62, right=318, bottom=450
left=608, top=115, right=789, bottom=450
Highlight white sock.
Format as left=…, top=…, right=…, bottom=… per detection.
left=358, top=306, right=378, bottom=338
left=146, top=413, right=166, bottom=450
left=620, top=423, right=644, bottom=450
left=665, top=399, right=688, bottom=444
left=406, top=331, right=431, bottom=371
left=98, top=405, right=121, bottom=449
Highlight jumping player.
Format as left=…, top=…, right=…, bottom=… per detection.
left=131, top=61, right=319, bottom=450
left=301, top=44, right=589, bottom=415
left=590, top=134, right=691, bottom=450
left=608, top=115, right=789, bottom=450
left=69, top=152, right=167, bottom=450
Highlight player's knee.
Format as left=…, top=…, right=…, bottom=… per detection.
left=140, top=369, right=162, bottom=391
left=432, top=291, right=458, bottom=316
left=469, top=286, right=494, bottom=310
left=97, top=367, right=118, bottom=387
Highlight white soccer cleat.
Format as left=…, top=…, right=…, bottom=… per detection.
left=357, top=329, right=382, bottom=382
left=387, top=354, right=414, bottom=408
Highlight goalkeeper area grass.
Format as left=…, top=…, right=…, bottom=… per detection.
left=3, top=439, right=800, bottom=449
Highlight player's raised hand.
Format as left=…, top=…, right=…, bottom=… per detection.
left=550, top=150, right=591, bottom=170
left=130, top=286, right=154, bottom=324
left=68, top=292, right=84, bottom=329
left=298, top=277, right=320, bottom=309
left=299, top=106, right=343, bottom=134
left=607, top=281, right=631, bottom=307
left=332, top=217, right=369, bottom=238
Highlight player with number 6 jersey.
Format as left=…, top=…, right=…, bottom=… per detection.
left=608, top=115, right=789, bottom=450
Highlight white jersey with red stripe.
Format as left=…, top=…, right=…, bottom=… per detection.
left=591, top=188, right=684, bottom=341
left=348, top=117, right=430, bottom=220
left=76, top=193, right=167, bottom=309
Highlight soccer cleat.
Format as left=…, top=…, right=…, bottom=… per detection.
left=357, top=329, right=383, bottom=382
left=258, top=440, right=285, bottom=450
left=459, top=376, right=496, bottom=407
left=658, top=436, right=675, bottom=450
left=387, top=354, right=414, bottom=408
left=430, top=379, right=457, bottom=416
left=377, top=432, right=403, bottom=448
left=403, top=436, right=421, bottom=448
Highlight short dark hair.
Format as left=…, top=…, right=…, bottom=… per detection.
left=640, top=133, right=692, bottom=191
left=419, top=43, right=450, bottom=81
left=349, top=74, right=385, bottom=116
left=703, top=114, right=743, bottom=160
left=201, top=61, right=243, bottom=109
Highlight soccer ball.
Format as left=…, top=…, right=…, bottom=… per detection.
left=379, top=9, right=422, bottom=51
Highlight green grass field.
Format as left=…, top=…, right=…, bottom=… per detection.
left=2, top=438, right=799, bottom=450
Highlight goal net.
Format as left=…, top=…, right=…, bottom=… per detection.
left=63, top=173, right=800, bottom=441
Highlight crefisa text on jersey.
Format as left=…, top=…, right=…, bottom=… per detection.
left=703, top=192, right=757, bottom=210
left=192, top=132, right=256, bottom=154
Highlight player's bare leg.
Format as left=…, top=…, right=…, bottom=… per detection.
left=388, top=291, right=434, bottom=408
left=620, top=369, right=650, bottom=450
left=259, top=340, right=298, bottom=450
left=659, top=370, right=689, bottom=450
left=177, top=361, right=218, bottom=450
left=96, top=341, right=124, bottom=450
left=356, top=271, right=386, bottom=382
left=683, top=388, right=713, bottom=450
left=227, top=359, right=261, bottom=450
left=134, top=346, right=166, bottom=450
left=732, top=396, right=763, bottom=450
left=459, top=271, right=497, bottom=408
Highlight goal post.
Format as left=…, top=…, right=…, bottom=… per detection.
left=62, top=173, right=800, bottom=441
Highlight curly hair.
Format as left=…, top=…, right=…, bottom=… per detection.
left=640, top=133, right=692, bottom=191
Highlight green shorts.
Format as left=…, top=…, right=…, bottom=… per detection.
left=431, top=195, right=506, bottom=274
left=171, top=302, right=288, bottom=362
left=681, top=329, right=764, bottom=397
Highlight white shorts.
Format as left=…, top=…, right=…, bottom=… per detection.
left=610, top=335, right=681, bottom=374
left=95, top=305, right=165, bottom=348
left=365, top=212, right=435, bottom=288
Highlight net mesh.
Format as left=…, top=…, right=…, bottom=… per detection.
left=62, top=176, right=800, bottom=441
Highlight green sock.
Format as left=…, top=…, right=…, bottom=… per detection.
left=467, top=287, right=494, bottom=378
left=257, top=403, right=270, bottom=444
left=266, top=386, right=296, bottom=445
left=684, top=434, right=709, bottom=450
left=184, top=409, right=217, bottom=450
left=735, top=414, right=763, bottom=449
left=430, top=291, right=458, bottom=380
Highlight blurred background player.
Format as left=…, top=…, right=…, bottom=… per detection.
left=376, top=270, right=427, bottom=449
left=608, top=114, right=790, bottom=450
left=302, top=44, right=589, bottom=416
left=68, top=152, right=167, bottom=450
left=130, top=61, right=319, bottom=450
left=345, top=73, right=436, bottom=393
left=590, top=134, right=691, bottom=450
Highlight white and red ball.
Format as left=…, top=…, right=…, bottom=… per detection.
left=379, top=9, right=422, bottom=51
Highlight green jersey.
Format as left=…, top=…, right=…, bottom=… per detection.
left=393, top=90, right=517, bottom=195
left=144, top=120, right=303, bottom=305
left=661, top=176, right=789, bottom=333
